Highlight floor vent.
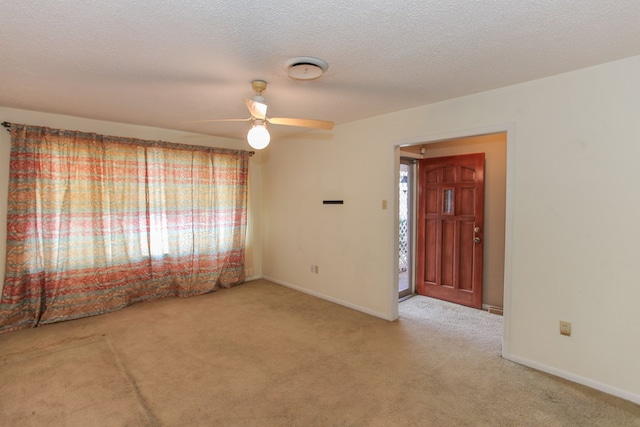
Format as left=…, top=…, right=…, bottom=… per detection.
left=487, top=306, right=504, bottom=316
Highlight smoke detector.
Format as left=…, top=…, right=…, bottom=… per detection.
left=286, top=56, right=328, bottom=80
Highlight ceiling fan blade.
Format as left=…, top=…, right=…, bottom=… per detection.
left=181, top=118, right=251, bottom=124
left=268, top=117, right=334, bottom=130
left=244, top=99, right=267, bottom=120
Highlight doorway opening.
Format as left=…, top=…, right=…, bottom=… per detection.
left=398, top=132, right=507, bottom=313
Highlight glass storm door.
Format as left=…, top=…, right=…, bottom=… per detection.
left=399, top=160, right=413, bottom=299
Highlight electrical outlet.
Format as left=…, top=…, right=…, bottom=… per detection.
left=559, top=320, right=572, bottom=337
left=382, top=199, right=388, bottom=210
left=310, top=264, right=315, bottom=273
left=314, top=265, right=319, bottom=274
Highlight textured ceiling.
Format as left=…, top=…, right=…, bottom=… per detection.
left=1, top=1, right=640, bottom=142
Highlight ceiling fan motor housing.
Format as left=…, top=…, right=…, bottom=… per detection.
left=251, top=80, right=267, bottom=94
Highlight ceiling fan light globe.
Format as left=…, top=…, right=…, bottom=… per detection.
left=247, top=124, right=270, bottom=149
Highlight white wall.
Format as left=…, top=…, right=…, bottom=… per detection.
left=262, top=55, right=640, bottom=402
left=0, top=107, right=264, bottom=296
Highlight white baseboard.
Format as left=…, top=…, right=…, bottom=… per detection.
left=503, top=352, right=640, bottom=405
left=262, top=275, right=394, bottom=321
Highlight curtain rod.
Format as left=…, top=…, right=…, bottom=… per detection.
left=1, top=121, right=255, bottom=155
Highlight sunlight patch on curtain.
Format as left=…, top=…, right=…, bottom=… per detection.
left=0, top=124, right=249, bottom=332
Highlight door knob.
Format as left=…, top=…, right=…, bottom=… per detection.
left=473, top=237, right=481, bottom=243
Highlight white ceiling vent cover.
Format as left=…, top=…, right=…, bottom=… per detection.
left=286, top=57, right=328, bottom=80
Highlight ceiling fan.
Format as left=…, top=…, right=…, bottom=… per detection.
left=188, top=80, right=334, bottom=149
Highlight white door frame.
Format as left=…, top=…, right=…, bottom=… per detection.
left=391, top=123, right=514, bottom=359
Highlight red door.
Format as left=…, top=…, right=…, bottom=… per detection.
left=416, top=153, right=485, bottom=309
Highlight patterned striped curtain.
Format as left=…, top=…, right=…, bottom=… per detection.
left=0, top=124, right=249, bottom=332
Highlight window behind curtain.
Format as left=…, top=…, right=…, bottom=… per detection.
left=0, top=124, right=250, bottom=333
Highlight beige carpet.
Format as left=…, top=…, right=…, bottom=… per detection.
left=0, top=279, right=638, bottom=426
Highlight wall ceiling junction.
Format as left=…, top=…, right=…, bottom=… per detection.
left=1, top=1, right=640, bottom=142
